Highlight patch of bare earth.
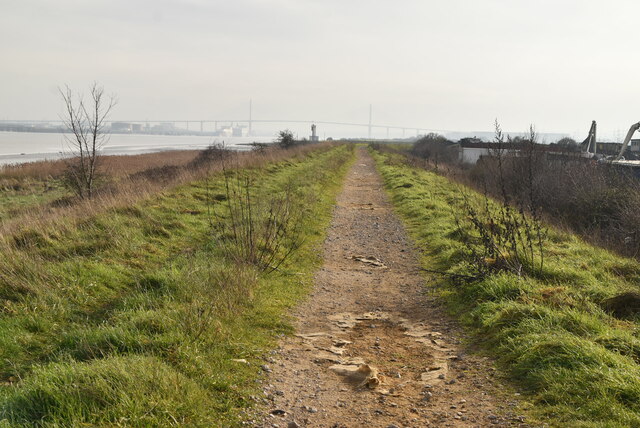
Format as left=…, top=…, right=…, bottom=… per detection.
left=256, top=148, right=532, bottom=428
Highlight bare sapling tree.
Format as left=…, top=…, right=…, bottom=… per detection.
left=210, top=153, right=306, bottom=273
left=455, top=121, right=547, bottom=278
left=59, top=83, right=116, bottom=199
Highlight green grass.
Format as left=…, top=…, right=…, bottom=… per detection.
left=371, top=149, right=640, bottom=428
left=0, top=179, right=68, bottom=223
left=0, top=144, right=355, bottom=427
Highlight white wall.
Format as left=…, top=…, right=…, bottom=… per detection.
left=459, top=147, right=490, bottom=164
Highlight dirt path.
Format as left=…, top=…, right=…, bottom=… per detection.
left=259, top=148, right=528, bottom=428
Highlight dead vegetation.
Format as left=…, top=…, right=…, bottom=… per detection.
left=215, top=166, right=306, bottom=273
left=59, top=83, right=116, bottom=199
left=455, top=124, right=546, bottom=278
left=0, top=150, right=199, bottom=181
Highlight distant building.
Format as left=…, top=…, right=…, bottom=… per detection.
left=459, top=146, right=490, bottom=164
left=111, top=122, right=144, bottom=133
left=631, top=139, right=640, bottom=152
left=152, top=122, right=176, bottom=133
left=457, top=140, right=517, bottom=164
left=111, top=122, right=133, bottom=132
left=232, top=125, right=247, bottom=137
left=216, top=126, right=233, bottom=137
left=457, top=140, right=586, bottom=165
left=457, top=138, right=486, bottom=163
left=213, top=124, right=247, bottom=137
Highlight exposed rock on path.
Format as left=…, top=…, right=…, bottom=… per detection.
left=260, top=148, right=529, bottom=427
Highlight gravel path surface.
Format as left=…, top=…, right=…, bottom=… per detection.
left=259, top=147, right=530, bottom=428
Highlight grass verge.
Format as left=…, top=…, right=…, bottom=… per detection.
left=371, top=148, right=640, bottom=428
left=0, top=144, right=355, bottom=427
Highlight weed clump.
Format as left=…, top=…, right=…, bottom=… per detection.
left=601, top=292, right=640, bottom=319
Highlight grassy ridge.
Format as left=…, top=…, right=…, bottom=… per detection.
left=372, top=149, right=640, bottom=427
left=0, top=144, right=354, bottom=427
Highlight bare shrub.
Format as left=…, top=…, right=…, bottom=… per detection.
left=59, top=83, right=116, bottom=199
left=214, top=161, right=305, bottom=273
left=455, top=123, right=546, bottom=277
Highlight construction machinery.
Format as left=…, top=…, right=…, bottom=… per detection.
left=613, top=121, right=640, bottom=161
left=580, top=120, right=640, bottom=161
left=581, top=120, right=597, bottom=156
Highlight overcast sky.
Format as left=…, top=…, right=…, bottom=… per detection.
left=1, top=0, right=639, bottom=139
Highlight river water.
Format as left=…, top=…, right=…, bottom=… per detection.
left=0, top=132, right=275, bottom=166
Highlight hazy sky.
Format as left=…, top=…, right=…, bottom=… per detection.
left=1, top=0, right=639, bottom=139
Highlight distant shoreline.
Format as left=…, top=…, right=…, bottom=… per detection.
left=0, top=131, right=274, bottom=166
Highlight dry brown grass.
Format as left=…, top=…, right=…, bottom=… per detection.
left=0, top=150, right=201, bottom=181
left=0, top=143, right=339, bottom=247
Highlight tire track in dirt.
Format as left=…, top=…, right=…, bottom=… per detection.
left=258, top=147, right=530, bottom=428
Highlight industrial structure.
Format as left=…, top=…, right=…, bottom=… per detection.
left=580, top=120, right=640, bottom=162
left=454, top=120, right=640, bottom=167
left=310, top=124, right=319, bottom=142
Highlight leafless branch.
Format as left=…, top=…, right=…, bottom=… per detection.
left=58, top=82, right=116, bottom=198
